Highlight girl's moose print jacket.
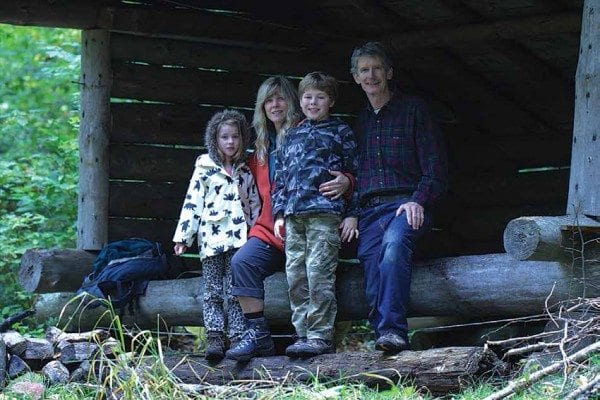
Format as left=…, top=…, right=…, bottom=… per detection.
left=173, top=153, right=260, bottom=260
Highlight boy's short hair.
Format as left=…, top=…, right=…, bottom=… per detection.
left=298, top=71, right=338, bottom=102
left=350, top=41, right=393, bottom=75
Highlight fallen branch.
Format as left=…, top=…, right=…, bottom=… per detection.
left=0, top=309, right=35, bottom=333
left=564, top=374, right=600, bottom=400
left=486, top=330, right=561, bottom=346
left=503, top=342, right=559, bottom=358
left=483, top=340, right=600, bottom=400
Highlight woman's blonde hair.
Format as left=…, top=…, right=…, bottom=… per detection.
left=252, top=76, right=301, bottom=164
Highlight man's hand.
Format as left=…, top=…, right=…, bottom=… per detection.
left=396, top=201, right=425, bottom=230
left=173, top=242, right=188, bottom=255
left=319, top=170, right=350, bottom=200
left=274, top=218, right=286, bottom=241
left=339, top=217, right=359, bottom=242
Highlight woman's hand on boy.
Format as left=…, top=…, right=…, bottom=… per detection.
left=173, top=242, right=188, bottom=255
left=340, top=217, right=359, bottom=242
left=319, top=170, right=350, bottom=200
left=274, top=218, right=286, bottom=241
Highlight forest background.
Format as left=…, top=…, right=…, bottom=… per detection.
left=0, top=25, right=80, bottom=327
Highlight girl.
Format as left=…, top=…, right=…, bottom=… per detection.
left=173, top=109, right=260, bottom=361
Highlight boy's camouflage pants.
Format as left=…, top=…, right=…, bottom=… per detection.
left=284, top=213, right=342, bottom=341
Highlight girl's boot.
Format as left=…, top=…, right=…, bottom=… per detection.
left=205, top=331, right=225, bottom=361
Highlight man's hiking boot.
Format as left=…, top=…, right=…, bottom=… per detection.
left=295, top=338, right=335, bottom=358
left=285, top=336, right=307, bottom=358
left=204, top=331, right=225, bottom=361
left=225, top=317, right=275, bottom=361
left=375, top=332, right=409, bottom=353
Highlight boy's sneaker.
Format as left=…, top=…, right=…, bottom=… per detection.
left=296, top=338, right=335, bottom=358
left=225, top=317, right=275, bottom=362
left=285, top=337, right=307, bottom=358
left=375, top=332, right=409, bottom=353
left=205, top=331, right=225, bottom=361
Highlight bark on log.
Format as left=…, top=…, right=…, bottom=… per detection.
left=78, top=29, right=111, bottom=250
left=165, top=347, right=506, bottom=395
left=503, top=215, right=600, bottom=261
left=31, top=254, right=600, bottom=332
left=19, top=248, right=194, bottom=294
left=19, top=249, right=96, bottom=293
left=568, top=0, right=600, bottom=217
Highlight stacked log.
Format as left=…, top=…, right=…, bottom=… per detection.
left=503, top=215, right=600, bottom=261
left=18, top=214, right=599, bottom=332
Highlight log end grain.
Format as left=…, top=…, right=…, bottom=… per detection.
left=503, top=218, right=540, bottom=260
left=18, top=248, right=45, bottom=293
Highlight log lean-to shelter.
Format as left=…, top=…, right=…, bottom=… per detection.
left=3, top=1, right=600, bottom=333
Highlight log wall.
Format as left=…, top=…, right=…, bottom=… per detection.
left=105, top=30, right=572, bottom=258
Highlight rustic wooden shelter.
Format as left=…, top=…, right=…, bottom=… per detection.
left=3, top=1, right=599, bottom=331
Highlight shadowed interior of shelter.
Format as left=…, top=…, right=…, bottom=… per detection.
left=17, top=0, right=578, bottom=258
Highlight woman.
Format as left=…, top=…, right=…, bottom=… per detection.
left=226, top=76, right=350, bottom=361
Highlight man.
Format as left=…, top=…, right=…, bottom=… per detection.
left=350, top=42, right=447, bottom=352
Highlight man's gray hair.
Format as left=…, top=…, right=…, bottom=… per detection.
left=350, top=42, right=393, bottom=75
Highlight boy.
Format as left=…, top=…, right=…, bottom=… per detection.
left=272, top=71, right=358, bottom=357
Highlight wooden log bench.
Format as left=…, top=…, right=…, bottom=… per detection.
left=22, top=252, right=599, bottom=332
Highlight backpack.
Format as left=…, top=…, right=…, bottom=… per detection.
left=77, top=238, right=169, bottom=312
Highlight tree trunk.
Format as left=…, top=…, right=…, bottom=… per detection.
left=0, top=337, right=6, bottom=388
left=165, top=346, right=505, bottom=395
left=31, top=254, right=599, bottom=332
left=77, top=29, right=111, bottom=250
left=568, top=0, right=600, bottom=217
left=503, top=215, right=600, bottom=261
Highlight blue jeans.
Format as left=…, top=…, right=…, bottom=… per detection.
left=357, top=199, right=432, bottom=339
left=230, top=237, right=285, bottom=299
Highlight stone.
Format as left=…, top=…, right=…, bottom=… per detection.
left=23, top=338, right=54, bottom=361
left=7, top=354, right=30, bottom=379
left=69, top=360, right=91, bottom=382
left=42, top=360, right=70, bottom=385
left=1, top=331, right=27, bottom=356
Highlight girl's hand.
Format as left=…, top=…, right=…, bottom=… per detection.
left=173, top=242, right=188, bottom=256
left=274, top=218, right=286, bottom=241
left=319, top=170, right=350, bottom=200
left=339, top=217, right=359, bottom=242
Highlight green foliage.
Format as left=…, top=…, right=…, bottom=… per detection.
left=0, top=25, right=80, bottom=318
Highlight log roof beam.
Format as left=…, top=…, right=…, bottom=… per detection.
left=0, top=2, right=581, bottom=54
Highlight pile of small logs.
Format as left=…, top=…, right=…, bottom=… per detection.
left=0, top=326, right=118, bottom=388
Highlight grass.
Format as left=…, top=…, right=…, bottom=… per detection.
left=2, top=301, right=598, bottom=399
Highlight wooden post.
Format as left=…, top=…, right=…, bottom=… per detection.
left=567, top=0, right=600, bottom=217
left=77, top=29, right=111, bottom=250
